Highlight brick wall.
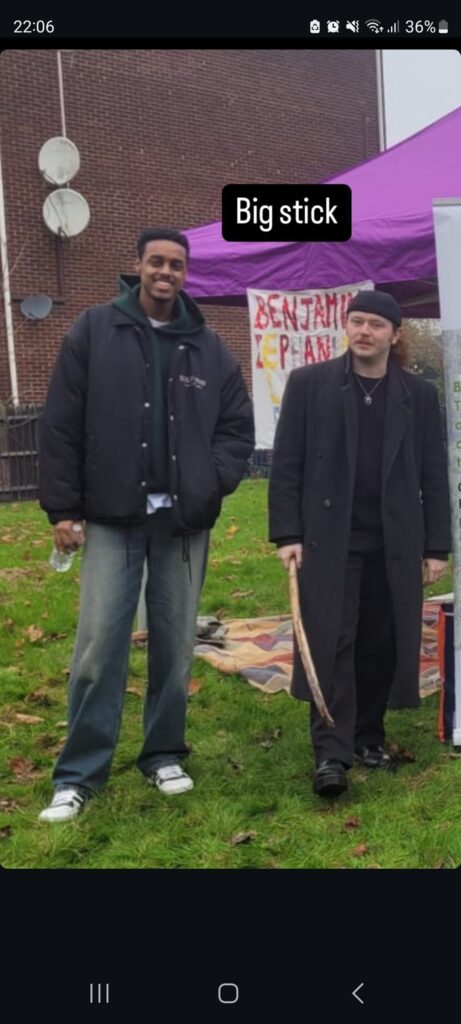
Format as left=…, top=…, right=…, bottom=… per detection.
left=0, top=48, right=379, bottom=401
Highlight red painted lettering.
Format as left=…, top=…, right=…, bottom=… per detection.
left=304, top=336, right=316, bottom=364
left=282, top=296, right=298, bottom=332
left=279, top=334, right=290, bottom=370
left=267, top=293, right=282, bottom=328
left=300, top=297, right=313, bottom=330
left=254, top=296, right=270, bottom=330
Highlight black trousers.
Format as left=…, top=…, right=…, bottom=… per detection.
left=310, top=548, right=396, bottom=767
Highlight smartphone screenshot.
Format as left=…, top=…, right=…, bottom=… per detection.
left=1, top=14, right=460, bottom=1017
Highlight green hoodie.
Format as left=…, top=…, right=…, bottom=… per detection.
left=112, top=276, right=204, bottom=492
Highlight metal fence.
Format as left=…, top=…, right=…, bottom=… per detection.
left=0, top=403, right=42, bottom=503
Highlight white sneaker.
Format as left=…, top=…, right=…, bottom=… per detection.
left=150, top=764, right=194, bottom=795
left=39, top=786, right=88, bottom=822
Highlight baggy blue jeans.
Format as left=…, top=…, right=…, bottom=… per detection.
left=53, top=511, right=209, bottom=793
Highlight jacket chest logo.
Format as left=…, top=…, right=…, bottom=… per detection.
left=179, top=374, right=207, bottom=389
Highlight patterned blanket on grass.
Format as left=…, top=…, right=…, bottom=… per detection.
left=194, top=602, right=445, bottom=698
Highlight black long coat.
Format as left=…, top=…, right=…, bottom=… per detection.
left=268, top=352, right=451, bottom=709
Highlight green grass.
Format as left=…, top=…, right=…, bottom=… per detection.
left=0, top=482, right=459, bottom=869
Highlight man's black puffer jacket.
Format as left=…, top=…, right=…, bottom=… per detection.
left=39, top=279, right=255, bottom=534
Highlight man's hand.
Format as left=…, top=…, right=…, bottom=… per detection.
left=277, top=543, right=303, bottom=570
left=53, top=520, right=85, bottom=554
left=422, top=558, right=447, bottom=585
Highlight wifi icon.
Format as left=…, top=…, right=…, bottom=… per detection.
left=365, top=19, right=383, bottom=32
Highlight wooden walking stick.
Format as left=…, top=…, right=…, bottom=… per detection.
left=288, top=554, right=335, bottom=727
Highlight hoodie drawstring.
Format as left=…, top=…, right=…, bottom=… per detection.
left=182, top=535, right=192, bottom=584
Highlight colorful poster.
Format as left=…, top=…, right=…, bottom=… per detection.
left=248, top=281, right=374, bottom=449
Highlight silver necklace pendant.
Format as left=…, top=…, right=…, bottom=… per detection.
left=364, top=394, right=373, bottom=406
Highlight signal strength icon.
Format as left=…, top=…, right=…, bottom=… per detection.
left=387, top=20, right=400, bottom=32
left=365, top=19, right=383, bottom=33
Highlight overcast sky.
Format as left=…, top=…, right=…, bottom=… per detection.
left=383, top=50, right=461, bottom=146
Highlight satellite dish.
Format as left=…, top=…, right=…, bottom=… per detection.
left=20, top=294, right=53, bottom=320
left=38, top=136, right=80, bottom=185
left=42, top=188, right=90, bottom=238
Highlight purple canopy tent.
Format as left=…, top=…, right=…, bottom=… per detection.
left=184, top=106, right=461, bottom=319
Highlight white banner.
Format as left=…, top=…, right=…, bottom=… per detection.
left=248, top=281, right=374, bottom=449
left=433, top=199, right=461, bottom=746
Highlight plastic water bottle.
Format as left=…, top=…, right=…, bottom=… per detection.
left=49, top=523, right=83, bottom=572
left=49, top=547, right=76, bottom=572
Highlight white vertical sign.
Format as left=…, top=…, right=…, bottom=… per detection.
left=433, top=198, right=461, bottom=746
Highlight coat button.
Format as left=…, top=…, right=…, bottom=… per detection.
left=178, top=345, right=185, bottom=351
left=173, top=493, right=178, bottom=500
left=141, top=481, right=146, bottom=488
left=170, top=414, right=174, bottom=421
left=144, top=402, right=150, bottom=408
left=171, top=454, right=177, bottom=461
left=168, top=377, right=173, bottom=383
left=323, top=499, right=332, bottom=508
left=141, top=442, right=148, bottom=448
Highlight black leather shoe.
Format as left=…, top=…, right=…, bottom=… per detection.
left=313, top=759, right=348, bottom=797
left=354, top=744, right=391, bottom=769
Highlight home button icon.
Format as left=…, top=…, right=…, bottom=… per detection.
left=218, top=982, right=239, bottom=1004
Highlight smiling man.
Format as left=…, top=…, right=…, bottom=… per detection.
left=269, top=290, right=451, bottom=797
left=38, top=227, right=254, bottom=821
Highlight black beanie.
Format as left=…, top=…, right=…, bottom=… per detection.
left=346, top=290, right=402, bottom=327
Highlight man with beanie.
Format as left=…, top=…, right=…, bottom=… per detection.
left=38, top=227, right=254, bottom=821
left=269, top=290, right=450, bottom=797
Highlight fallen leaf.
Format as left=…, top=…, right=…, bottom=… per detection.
left=40, top=612, right=49, bottom=619
left=31, top=539, right=46, bottom=546
left=222, top=574, right=237, bottom=581
left=126, top=687, right=142, bottom=697
left=131, top=630, right=147, bottom=643
left=0, top=826, right=13, bottom=839
left=8, top=757, right=45, bottom=781
left=230, top=830, right=257, bottom=846
left=228, top=559, right=242, bottom=566
left=343, top=816, right=360, bottom=831
left=388, top=744, right=416, bottom=763
left=228, top=757, right=245, bottom=772
left=215, top=608, right=227, bottom=620
left=26, top=690, right=53, bottom=706
left=225, top=525, right=239, bottom=538
left=351, top=843, right=369, bottom=857
left=36, top=733, right=57, bottom=749
left=188, top=678, right=203, bottom=696
left=56, top=720, right=68, bottom=727
left=23, top=600, right=31, bottom=607
left=1, top=534, right=15, bottom=543
left=25, top=625, right=45, bottom=643
left=3, top=618, right=14, bottom=630
left=259, top=727, right=282, bottom=750
left=0, top=798, right=22, bottom=812
left=230, top=590, right=254, bottom=599
left=43, top=632, right=67, bottom=642
left=15, top=713, right=44, bottom=725
left=448, top=753, right=461, bottom=759
left=434, top=859, right=453, bottom=869
left=366, top=863, right=382, bottom=869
